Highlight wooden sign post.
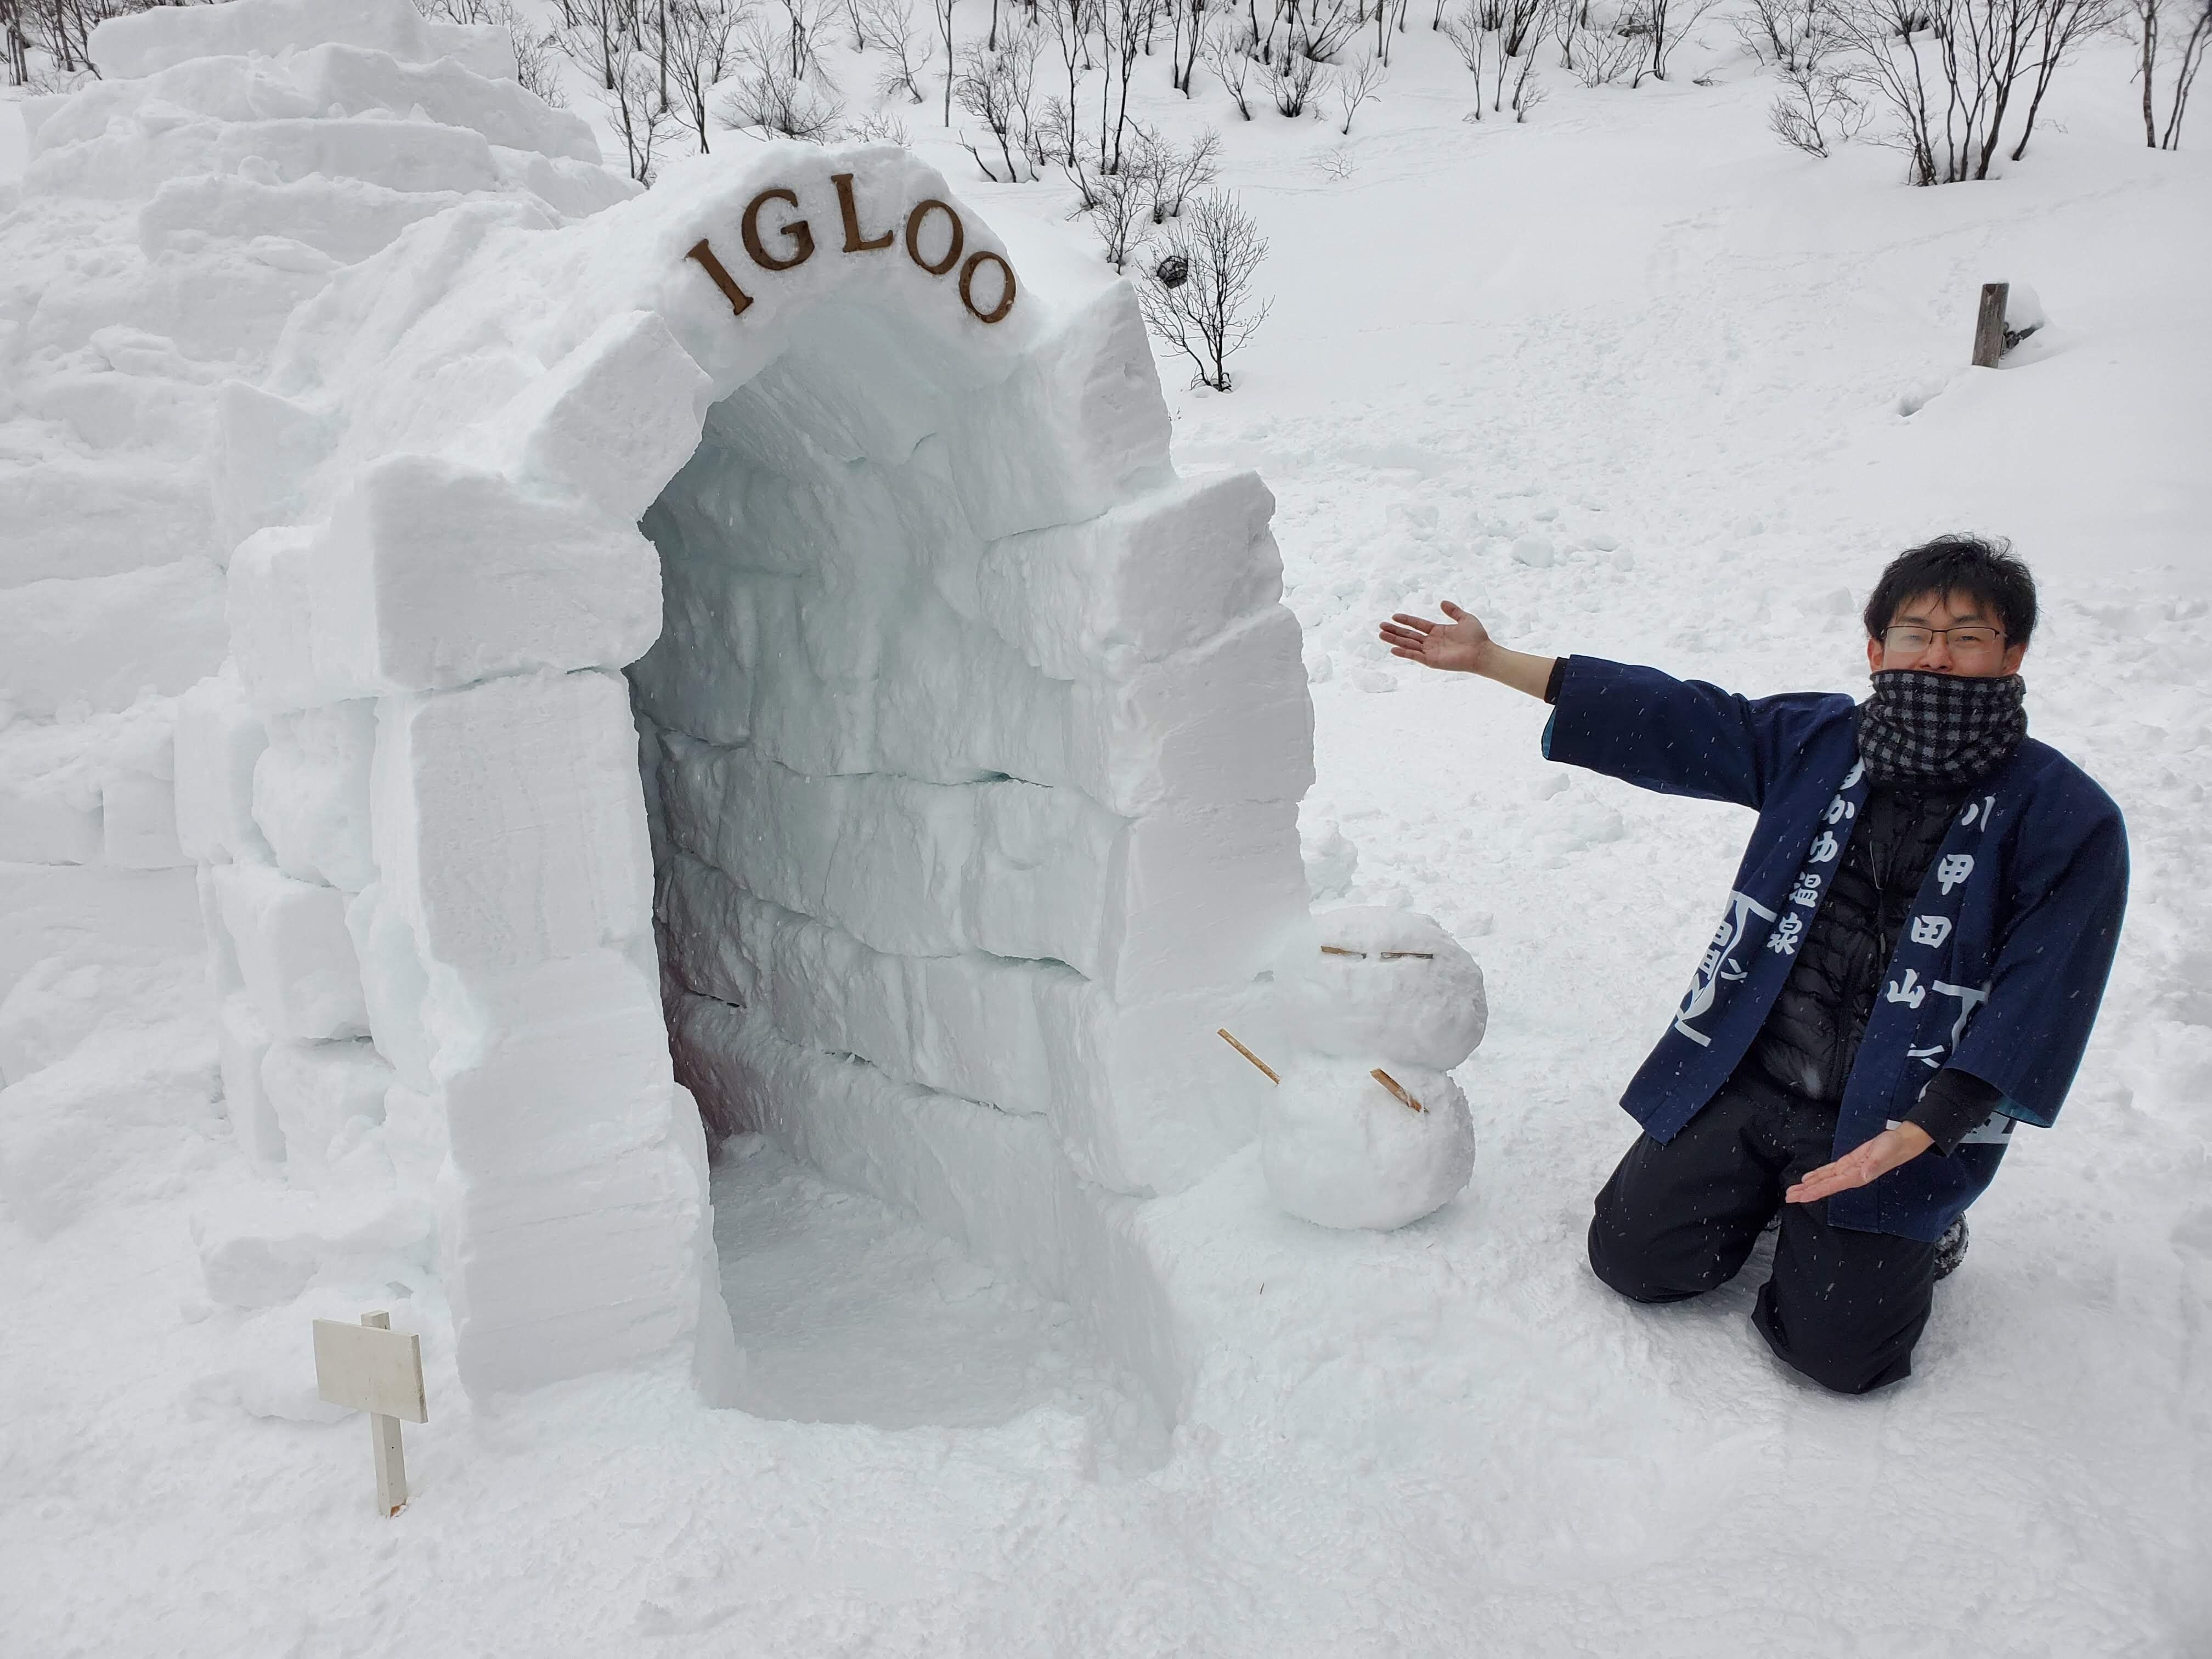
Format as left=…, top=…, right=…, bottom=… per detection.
left=312, top=1311, right=427, bottom=1517
left=1971, top=282, right=2010, bottom=368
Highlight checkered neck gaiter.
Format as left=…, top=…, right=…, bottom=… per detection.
left=1857, top=669, right=2028, bottom=786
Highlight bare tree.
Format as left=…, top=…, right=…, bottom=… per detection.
left=1829, top=0, right=2119, bottom=182
left=954, top=34, right=1042, bottom=177
left=1201, top=13, right=1257, bottom=114
left=1146, top=125, right=1221, bottom=216
left=2137, top=0, right=2212, bottom=144
left=1081, top=160, right=1155, bottom=267
left=1266, top=46, right=1318, bottom=109
left=1636, top=0, right=1723, bottom=81
left=1169, top=0, right=1207, bottom=89
left=1769, top=44, right=1867, bottom=149
left=662, top=0, right=746, bottom=148
left=1561, top=4, right=1643, bottom=84
left=556, top=0, right=635, bottom=91
left=1138, top=189, right=1272, bottom=391
left=1335, top=44, right=1385, bottom=126
left=720, top=12, right=847, bottom=136
left=603, top=30, right=684, bottom=180
left=1295, top=0, right=1364, bottom=57
left=1043, top=0, right=1095, bottom=151
left=1101, top=0, right=1149, bottom=167
left=932, top=0, right=958, bottom=121
left=861, top=0, right=930, bottom=98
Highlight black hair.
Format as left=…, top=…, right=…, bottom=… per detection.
left=1863, top=534, right=2038, bottom=650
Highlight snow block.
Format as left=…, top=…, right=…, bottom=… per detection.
left=211, top=863, right=370, bottom=1041
left=211, top=379, right=336, bottom=552
left=656, top=859, right=1274, bottom=1194
left=138, top=174, right=459, bottom=266
left=0, top=558, right=227, bottom=718
left=286, top=44, right=599, bottom=163
left=217, top=990, right=284, bottom=1163
left=345, top=883, right=435, bottom=1091
left=173, top=673, right=273, bottom=866
left=0, top=749, right=104, bottom=865
left=658, top=733, right=1305, bottom=996
left=92, top=0, right=510, bottom=82
left=101, top=770, right=187, bottom=869
left=433, top=947, right=677, bottom=1183
left=261, top=1037, right=392, bottom=1168
left=192, top=1184, right=433, bottom=1308
left=254, top=699, right=377, bottom=891
left=371, top=671, right=654, bottom=970
left=440, top=1133, right=711, bottom=1395
left=479, top=310, right=714, bottom=523
left=0, top=455, right=210, bottom=588
left=943, top=283, right=1173, bottom=542
left=947, top=470, right=1285, bottom=681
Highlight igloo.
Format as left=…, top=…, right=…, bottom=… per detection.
left=1, top=0, right=1315, bottom=1406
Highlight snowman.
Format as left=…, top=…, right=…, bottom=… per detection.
left=1225, top=906, right=1487, bottom=1232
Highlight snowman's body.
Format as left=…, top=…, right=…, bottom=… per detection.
left=1260, top=908, right=1486, bottom=1232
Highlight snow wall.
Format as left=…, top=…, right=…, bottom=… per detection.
left=1, top=0, right=1313, bottom=1410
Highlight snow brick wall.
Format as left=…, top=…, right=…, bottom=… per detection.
left=2, top=0, right=1317, bottom=1408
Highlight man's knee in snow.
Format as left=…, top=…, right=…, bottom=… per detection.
left=1585, top=1207, right=1705, bottom=1305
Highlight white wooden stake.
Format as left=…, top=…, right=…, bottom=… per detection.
left=362, top=1313, right=407, bottom=1516
left=313, top=1310, right=427, bottom=1518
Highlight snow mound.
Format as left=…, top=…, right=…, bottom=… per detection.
left=1261, top=1056, right=1474, bottom=1231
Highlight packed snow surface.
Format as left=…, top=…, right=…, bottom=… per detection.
left=5, top=1, right=2210, bottom=1655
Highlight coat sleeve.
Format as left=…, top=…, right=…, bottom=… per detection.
left=1540, top=656, right=1843, bottom=812
left=1948, top=790, right=2129, bottom=1129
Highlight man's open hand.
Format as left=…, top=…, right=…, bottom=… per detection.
left=1379, top=601, right=1491, bottom=674
left=1785, top=1123, right=1932, bottom=1205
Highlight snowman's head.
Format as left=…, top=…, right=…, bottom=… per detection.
left=1271, top=906, right=1487, bottom=1070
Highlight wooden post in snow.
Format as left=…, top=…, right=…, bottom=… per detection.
left=313, top=1311, right=427, bottom=1517
left=1972, top=283, right=2010, bottom=368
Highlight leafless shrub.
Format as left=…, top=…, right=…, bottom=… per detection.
left=1334, top=43, right=1385, bottom=126
left=602, top=31, right=683, bottom=180
left=718, top=20, right=847, bottom=138
left=1292, top=0, right=1364, bottom=58
left=659, top=0, right=746, bottom=146
left=1635, top=0, right=1722, bottom=80
left=1559, top=2, right=1643, bottom=82
left=1144, top=125, right=1221, bottom=216
left=1769, top=57, right=1867, bottom=149
left=1266, top=46, right=1319, bottom=110
left=860, top=0, right=930, bottom=98
left=1311, top=138, right=1358, bottom=176
left=1081, top=159, right=1154, bottom=268
left=953, top=33, right=1042, bottom=178
left=843, top=108, right=917, bottom=140
left=1829, top=0, right=2119, bottom=181
left=1138, top=188, right=1272, bottom=391
left=1201, top=14, right=1257, bottom=115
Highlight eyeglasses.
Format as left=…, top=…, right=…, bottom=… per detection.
left=1882, top=624, right=2007, bottom=656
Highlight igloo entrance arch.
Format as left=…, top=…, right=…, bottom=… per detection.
left=196, top=137, right=1314, bottom=1407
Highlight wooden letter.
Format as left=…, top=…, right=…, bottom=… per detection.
left=958, top=250, right=1017, bottom=324
left=831, top=171, right=893, bottom=252
left=904, top=199, right=964, bottom=276
left=742, top=187, right=815, bottom=272
left=685, top=238, right=753, bottom=318
left=1971, top=281, right=2009, bottom=368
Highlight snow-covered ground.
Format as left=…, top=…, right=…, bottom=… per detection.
left=5, top=13, right=2210, bottom=1656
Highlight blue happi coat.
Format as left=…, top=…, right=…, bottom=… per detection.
left=1542, top=656, right=2129, bottom=1241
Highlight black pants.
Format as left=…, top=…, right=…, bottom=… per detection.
left=1587, top=1077, right=1938, bottom=1395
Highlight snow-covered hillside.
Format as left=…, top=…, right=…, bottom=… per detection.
left=3, top=0, right=2208, bottom=1653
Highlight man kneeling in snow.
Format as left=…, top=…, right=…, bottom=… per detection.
left=1379, top=537, right=2127, bottom=1393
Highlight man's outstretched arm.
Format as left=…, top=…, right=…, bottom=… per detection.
left=1379, top=602, right=1558, bottom=699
